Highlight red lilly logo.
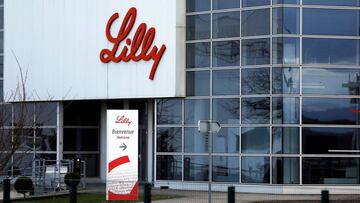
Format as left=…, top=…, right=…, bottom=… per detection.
left=115, top=115, right=132, bottom=126
left=100, top=7, right=167, bottom=80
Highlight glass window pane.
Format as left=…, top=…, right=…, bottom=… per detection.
left=303, top=158, right=360, bottom=184
left=0, top=32, right=3, bottom=53
left=63, top=128, right=99, bottom=151
left=156, top=127, right=182, bottom=152
left=272, top=67, right=300, bottom=94
left=242, top=9, right=270, bottom=36
left=187, top=14, right=211, bottom=40
left=0, top=104, right=13, bottom=126
left=14, top=103, right=34, bottom=127
left=241, top=157, right=270, bottom=183
left=212, top=156, right=239, bottom=183
left=303, top=68, right=360, bottom=96
left=242, top=68, right=270, bottom=95
left=303, top=9, right=360, bottom=36
left=272, top=37, right=300, bottom=64
left=212, top=40, right=240, bottom=67
left=272, top=8, right=300, bottom=34
left=213, top=12, right=240, bottom=39
left=213, top=128, right=240, bottom=153
left=63, top=101, right=100, bottom=126
left=185, top=99, right=210, bottom=124
left=242, top=97, right=270, bottom=124
left=185, top=127, right=209, bottom=153
left=213, top=0, right=240, bottom=9
left=156, top=99, right=182, bottom=125
left=184, top=156, right=209, bottom=181
left=213, top=98, right=240, bottom=124
left=156, top=155, right=182, bottom=180
left=0, top=8, right=2, bottom=33
left=303, top=0, right=360, bottom=7
left=14, top=128, right=34, bottom=151
left=272, top=97, right=299, bottom=124
left=186, top=71, right=210, bottom=96
left=242, top=127, right=270, bottom=154
left=186, top=42, right=211, bottom=69
left=272, top=157, right=299, bottom=184
left=187, top=0, right=211, bottom=12
left=272, top=127, right=299, bottom=154
left=242, top=0, right=270, bottom=7
left=212, top=70, right=240, bottom=96
left=303, top=128, right=360, bottom=154
left=242, top=38, right=270, bottom=66
left=273, top=0, right=299, bottom=4
left=302, top=98, right=360, bottom=125
left=35, top=128, right=57, bottom=152
left=0, top=129, right=12, bottom=151
left=0, top=56, right=3, bottom=78
left=35, top=103, right=57, bottom=126
left=303, top=38, right=360, bottom=65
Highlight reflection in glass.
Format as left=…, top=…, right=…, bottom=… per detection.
left=272, top=68, right=300, bottom=94
left=303, top=158, right=360, bottom=184
left=156, top=99, right=182, bottom=124
left=272, top=127, right=299, bottom=154
left=242, top=0, right=270, bottom=7
left=242, top=9, right=270, bottom=37
left=186, top=0, right=211, bottom=12
left=185, top=128, right=209, bottom=153
left=242, top=68, right=270, bottom=95
left=213, top=0, right=240, bottom=9
left=213, top=41, right=240, bottom=67
left=272, top=157, right=299, bottom=184
left=272, top=38, right=300, bottom=64
left=212, top=70, right=240, bottom=96
left=14, top=128, right=34, bottom=151
left=0, top=129, right=12, bottom=152
left=157, top=127, right=182, bottom=152
left=213, top=128, right=239, bottom=153
left=212, top=156, right=239, bottom=182
left=272, top=97, right=299, bottom=124
left=184, top=156, right=209, bottom=181
left=35, top=128, right=56, bottom=152
left=303, top=128, right=360, bottom=154
left=186, top=42, right=211, bottom=68
left=273, top=0, right=299, bottom=4
left=241, top=157, right=270, bottom=183
left=272, top=7, right=299, bottom=34
left=187, top=14, right=211, bottom=40
left=186, top=71, right=210, bottom=96
left=213, top=12, right=240, bottom=38
left=303, top=68, right=360, bottom=95
left=303, top=0, right=360, bottom=6
left=185, top=99, right=210, bottom=124
left=63, top=128, right=99, bottom=151
left=0, top=104, right=12, bottom=126
left=242, top=38, right=270, bottom=65
left=242, top=97, right=270, bottom=124
left=14, top=103, right=34, bottom=127
left=156, top=155, right=182, bottom=180
left=242, top=127, right=270, bottom=154
left=213, top=98, right=240, bottom=124
left=35, top=103, right=57, bottom=126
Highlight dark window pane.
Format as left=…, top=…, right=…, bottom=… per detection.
left=213, top=98, right=240, bottom=124
left=186, top=71, right=210, bottom=96
left=303, top=38, right=360, bottom=65
left=156, top=99, right=182, bottom=125
left=157, top=127, right=182, bottom=152
left=242, top=97, right=270, bottom=124
left=242, top=68, right=270, bottom=95
left=186, top=42, right=211, bottom=68
left=272, top=67, right=300, bottom=94
left=35, top=128, right=56, bottom=152
left=14, top=128, right=34, bottom=151
left=242, top=38, right=270, bottom=65
left=213, top=41, right=240, bottom=67
left=272, top=97, right=299, bottom=124
left=242, top=127, right=270, bottom=154
left=156, top=155, right=182, bottom=180
left=63, top=154, right=99, bottom=177
left=273, top=0, right=299, bottom=4
left=185, top=128, right=208, bottom=153
left=242, top=9, right=270, bottom=36
left=0, top=129, right=12, bottom=151
left=0, top=7, right=3, bottom=29
left=242, top=0, right=270, bottom=7
left=13, top=153, right=34, bottom=176
left=272, top=157, right=299, bottom=184
left=184, top=156, right=209, bottom=181
left=303, top=68, right=360, bottom=96
left=212, top=70, right=240, bottom=96
left=213, top=128, right=240, bottom=153
left=303, top=9, right=360, bottom=36
left=63, top=128, right=99, bottom=151
left=272, top=127, right=299, bottom=154
left=63, top=101, right=100, bottom=126
left=0, top=104, right=12, bottom=126
left=272, top=8, right=299, bottom=34
left=187, top=0, right=211, bottom=12
left=303, top=158, right=360, bottom=184
left=212, top=156, right=239, bottom=183
left=303, top=0, right=360, bottom=6
left=241, top=157, right=270, bottom=183
left=185, top=99, right=210, bottom=124
left=14, top=103, right=34, bottom=127
left=213, top=0, right=240, bottom=9
left=187, top=14, right=211, bottom=40
left=272, top=37, right=300, bottom=64
left=0, top=32, right=3, bottom=53
left=35, top=103, right=57, bottom=126
left=303, top=128, right=360, bottom=154
left=213, top=12, right=240, bottom=39
left=0, top=55, right=2, bottom=78
left=302, top=98, right=360, bottom=125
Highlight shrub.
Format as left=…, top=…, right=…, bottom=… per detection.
left=14, top=176, right=33, bottom=198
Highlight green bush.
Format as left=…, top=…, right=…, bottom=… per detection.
left=64, top=172, right=81, bottom=186
left=14, top=176, right=33, bottom=198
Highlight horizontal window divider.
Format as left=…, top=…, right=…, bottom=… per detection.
left=301, top=154, right=360, bottom=157
left=34, top=151, right=57, bottom=154
left=301, top=125, right=360, bottom=128
left=63, top=126, right=100, bottom=129
left=241, top=66, right=271, bottom=69
left=156, top=152, right=183, bottom=155
left=241, top=35, right=271, bottom=40
left=301, top=64, right=360, bottom=68
left=241, top=95, right=271, bottom=97
left=301, top=5, right=360, bottom=10
left=212, top=37, right=240, bottom=42
left=186, top=68, right=212, bottom=71
left=271, top=94, right=301, bottom=97
left=240, top=124, right=272, bottom=127
left=211, top=95, right=240, bottom=99
left=212, top=66, right=241, bottom=70
left=183, top=153, right=211, bottom=156
left=156, top=125, right=183, bottom=127
left=184, top=96, right=211, bottom=100
left=186, top=39, right=211, bottom=43
left=301, top=95, right=360, bottom=98
left=186, top=11, right=212, bottom=16
left=302, top=35, right=360, bottom=40
left=271, top=4, right=301, bottom=8
left=241, top=6, right=272, bottom=11
left=63, top=151, right=100, bottom=154
left=239, top=154, right=271, bottom=156
left=211, top=8, right=241, bottom=13
left=270, top=154, right=302, bottom=157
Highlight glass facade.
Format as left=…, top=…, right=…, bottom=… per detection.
left=156, top=0, right=360, bottom=185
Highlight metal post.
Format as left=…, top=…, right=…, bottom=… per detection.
left=69, top=183, right=78, bottom=203
left=321, top=190, right=329, bottom=203
left=228, top=186, right=235, bottom=203
left=144, top=182, right=151, bottom=203
left=3, top=178, right=11, bottom=203
left=208, top=131, right=212, bottom=203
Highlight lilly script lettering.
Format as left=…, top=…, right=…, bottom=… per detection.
left=100, top=7, right=166, bottom=80
left=115, top=115, right=132, bottom=126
